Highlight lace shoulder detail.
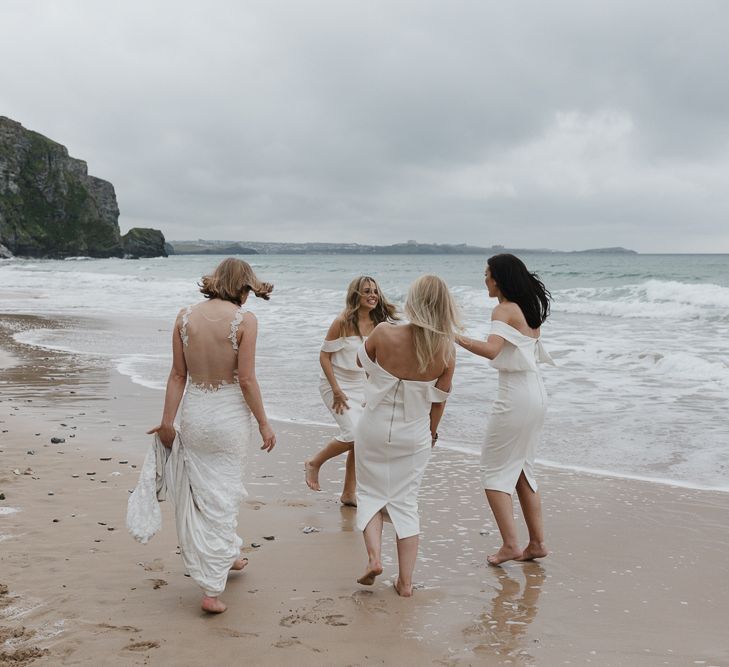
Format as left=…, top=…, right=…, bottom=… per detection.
left=229, top=306, right=246, bottom=352
left=179, top=305, right=193, bottom=347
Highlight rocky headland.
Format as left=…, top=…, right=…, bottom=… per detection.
left=0, top=117, right=166, bottom=259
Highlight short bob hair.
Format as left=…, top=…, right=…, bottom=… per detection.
left=199, top=257, right=273, bottom=305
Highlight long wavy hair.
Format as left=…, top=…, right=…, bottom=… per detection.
left=340, top=275, right=398, bottom=338
left=199, top=257, right=273, bottom=305
left=404, top=274, right=461, bottom=373
left=487, top=254, right=551, bottom=328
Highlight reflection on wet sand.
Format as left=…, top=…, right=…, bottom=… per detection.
left=464, top=563, right=546, bottom=664
left=0, top=314, right=109, bottom=405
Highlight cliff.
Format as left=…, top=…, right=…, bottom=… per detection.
left=1, top=117, right=133, bottom=258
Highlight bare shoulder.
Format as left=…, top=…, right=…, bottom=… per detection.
left=491, top=302, right=513, bottom=322
left=242, top=311, right=258, bottom=326
left=372, top=321, right=398, bottom=339
left=325, top=314, right=346, bottom=339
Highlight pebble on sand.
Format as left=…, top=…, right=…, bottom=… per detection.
left=51, top=437, right=65, bottom=444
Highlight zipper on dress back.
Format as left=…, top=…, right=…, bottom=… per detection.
left=388, top=379, right=402, bottom=443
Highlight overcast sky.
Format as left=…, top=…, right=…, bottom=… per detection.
left=2, top=1, right=728, bottom=252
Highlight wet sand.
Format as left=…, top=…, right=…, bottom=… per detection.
left=1, top=314, right=728, bottom=666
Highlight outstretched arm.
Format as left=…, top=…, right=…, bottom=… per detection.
left=237, top=312, right=276, bottom=452
left=455, top=309, right=508, bottom=360
left=148, top=311, right=187, bottom=448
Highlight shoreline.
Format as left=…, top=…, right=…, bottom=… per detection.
left=5, top=312, right=727, bottom=496
left=1, top=314, right=728, bottom=665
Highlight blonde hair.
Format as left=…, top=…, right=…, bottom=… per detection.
left=199, top=257, right=273, bottom=305
left=405, top=274, right=461, bottom=372
left=340, top=275, right=398, bottom=338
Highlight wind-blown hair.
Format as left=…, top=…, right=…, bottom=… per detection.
left=340, top=275, right=398, bottom=338
left=404, top=274, right=461, bottom=372
left=487, top=254, right=551, bottom=328
left=199, top=257, right=273, bottom=305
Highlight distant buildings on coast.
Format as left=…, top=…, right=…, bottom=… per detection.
left=167, top=239, right=637, bottom=256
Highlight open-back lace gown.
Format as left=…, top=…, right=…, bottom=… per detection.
left=354, top=344, right=450, bottom=539
left=128, top=301, right=253, bottom=598
left=174, top=302, right=253, bottom=597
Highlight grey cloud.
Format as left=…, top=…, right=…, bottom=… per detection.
left=2, top=0, right=728, bottom=251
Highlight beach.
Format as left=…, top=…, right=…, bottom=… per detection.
left=1, top=313, right=728, bottom=666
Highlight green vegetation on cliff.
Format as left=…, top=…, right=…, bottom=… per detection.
left=0, top=117, right=125, bottom=258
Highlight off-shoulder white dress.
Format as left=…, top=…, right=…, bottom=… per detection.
left=319, top=336, right=366, bottom=442
left=482, top=320, right=554, bottom=494
left=354, top=345, right=450, bottom=539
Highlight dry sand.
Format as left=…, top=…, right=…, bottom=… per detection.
left=1, top=314, right=728, bottom=666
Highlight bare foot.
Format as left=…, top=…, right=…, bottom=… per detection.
left=305, top=461, right=321, bottom=491
left=486, top=545, right=523, bottom=566
left=201, top=596, right=227, bottom=613
left=518, top=542, right=548, bottom=561
left=340, top=494, right=357, bottom=507
left=357, top=562, right=383, bottom=585
left=230, top=557, right=248, bottom=571
left=393, top=577, right=413, bottom=597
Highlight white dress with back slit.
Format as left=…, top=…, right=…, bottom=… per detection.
left=482, top=320, right=554, bottom=494
left=354, top=344, right=450, bottom=539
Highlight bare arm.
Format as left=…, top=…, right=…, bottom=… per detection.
left=429, top=349, right=456, bottom=446
left=320, top=316, right=349, bottom=414
left=455, top=307, right=508, bottom=360
left=148, top=311, right=188, bottom=448
left=237, top=312, right=276, bottom=452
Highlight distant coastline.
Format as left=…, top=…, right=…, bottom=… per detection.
left=168, top=240, right=638, bottom=256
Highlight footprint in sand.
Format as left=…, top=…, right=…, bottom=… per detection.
left=212, top=627, right=259, bottom=639
left=343, top=590, right=388, bottom=615
left=0, top=625, right=36, bottom=643
left=96, top=623, right=142, bottom=633
left=147, top=578, right=167, bottom=590
left=280, top=499, right=312, bottom=507
left=323, top=614, right=349, bottom=626
left=124, top=640, right=160, bottom=652
left=273, top=638, right=301, bottom=649
left=142, top=559, right=165, bottom=572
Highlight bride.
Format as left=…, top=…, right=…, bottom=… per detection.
left=148, top=257, right=276, bottom=613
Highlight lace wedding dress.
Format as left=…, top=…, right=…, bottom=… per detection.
left=127, top=301, right=252, bottom=598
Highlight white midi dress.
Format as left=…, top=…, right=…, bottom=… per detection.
left=320, top=336, right=366, bottom=442
left=354, top=345, right=450, bottom=539
left=482, top=320, right=554, bottom=494
left=127, top=303, right=252, bottom=598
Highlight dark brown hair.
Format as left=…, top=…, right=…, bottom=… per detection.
left=487, top=254, right=551, bottom=328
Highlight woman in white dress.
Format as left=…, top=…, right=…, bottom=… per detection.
left=305, top=276, right=397, bottom=505
left=354, top=274, right=458, bottom=597
left=148, top=258, right=276, bottom=613
left=456, top=254, right=554, bottom=565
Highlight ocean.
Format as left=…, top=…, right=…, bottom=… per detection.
left=1, top=252, right=727, bottom=492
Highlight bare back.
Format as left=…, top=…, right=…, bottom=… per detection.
left=494, top=301, right=541, bottom=339
left=178, top=299, right=246, bottom=388
left=365, top=323, right=451, bottom=383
